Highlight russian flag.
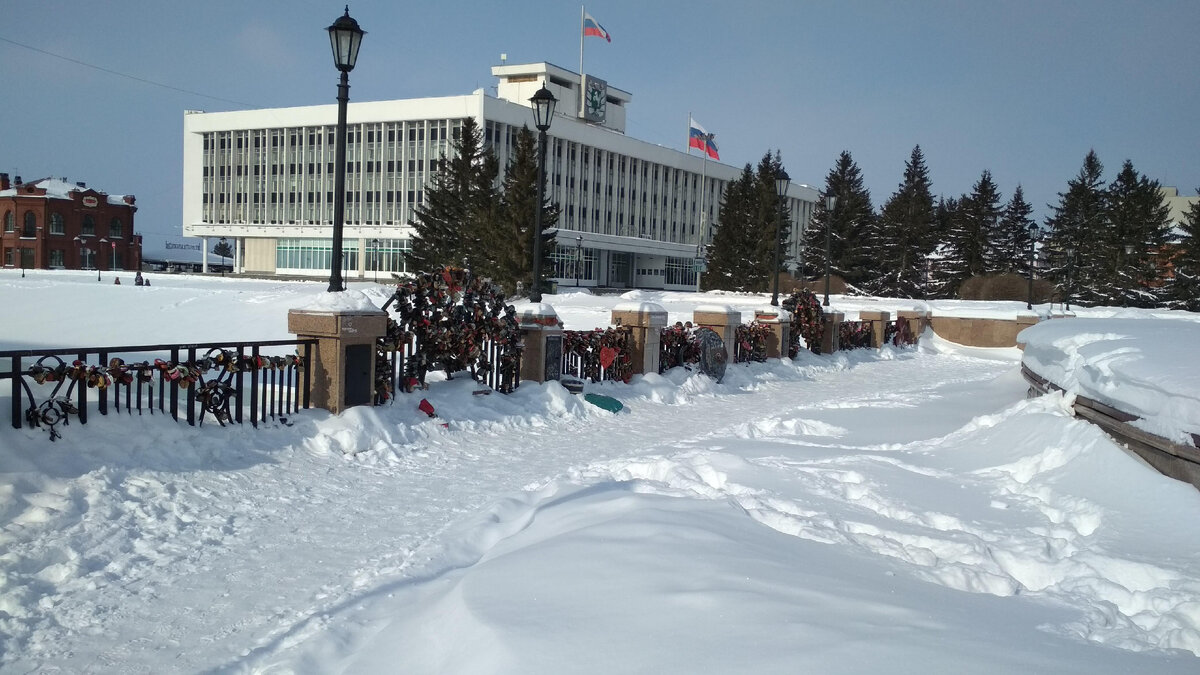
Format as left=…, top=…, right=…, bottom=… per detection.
left=583, top=12, right=611, bottom=42
left=689, top=118, right=720, bottom=160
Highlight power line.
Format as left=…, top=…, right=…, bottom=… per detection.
left=0, top=35, right=257, bottom=108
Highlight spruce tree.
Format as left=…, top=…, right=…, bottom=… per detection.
left=487, top=125, right=557, bottom=294
left=805, top=151, right=875, bottom=289
left=928, top=197, right=961, bottom=298
left=944, top=170, right=1002, bottom=293
left=995, top=185, right=1037, bottom=275
left=873, top=146, right=934, bottom=297
left=1105, top=160, right=1172, bottom=306
left=702, top=165, right=757, bottom=291
left=1045, top=151, right=1107, bottom=306
left=407, top=117, right=498, bottom=273
left=749, top=152, right=790, bottom=293
left=1169, top=191, right=1200, bottom=311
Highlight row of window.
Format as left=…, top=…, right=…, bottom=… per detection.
left=3, top=211, right=124, bottom=237
left=275, top=237, right=411, bottom=274
left=2, top=247, right=124, bottom=269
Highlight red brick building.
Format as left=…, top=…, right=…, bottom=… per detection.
left=1, top=173, right=141, bottom=271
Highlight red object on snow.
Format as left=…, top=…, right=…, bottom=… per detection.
left=600, top=346, right=618, bottom=369
left=418, top=398, right=436, bottom=418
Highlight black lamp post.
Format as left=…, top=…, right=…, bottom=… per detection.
left=98, top=237, right=109, bottom=281
left=326, top=6, right=365, bottom=293
left=823, top=191, right=837, bottom=307
left=1026, top=223, right=1037, bottom=310
left=219, top=236, right=228, bottom=277
left=372, top=237, right=380, bottom=283
left=575, top=234, right=583, bottom=287
left=770, top=168, right=790, bottom=306
left=1064, top=247, right=1075, bottom=312
left=529, top=81, right=557, bottom=302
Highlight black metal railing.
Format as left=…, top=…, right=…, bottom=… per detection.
left=561, top=327, right=633, bottom=382
left=839, top=320, right=875, bottom=350
left=659, top=325, right=701, bottom=373
left=376, top=330, right=520, bottom=400
left=883, top=317, right=918, bottom=346
left=3, top=339, right=313, bottom=440
left=733, top=323, right=770, bottom=363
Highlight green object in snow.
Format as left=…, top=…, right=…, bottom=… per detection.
left=584, top=393, right=624, bottom=413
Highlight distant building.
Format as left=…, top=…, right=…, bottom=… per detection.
left=181, top=61, right=819, bottom=289
left=1, top=173, right=142, bottom=272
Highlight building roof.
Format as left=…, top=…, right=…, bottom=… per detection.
left=0, top=176, right=132, bottom=206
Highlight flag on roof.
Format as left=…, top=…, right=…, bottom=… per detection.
left=689, top=118, right=720, bottom=160
left=583, top=12, right=611, bottom=42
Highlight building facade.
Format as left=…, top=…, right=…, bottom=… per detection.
left=1, top=174, right=141, bottom=272
left=181, top=62, right=818, bottom=289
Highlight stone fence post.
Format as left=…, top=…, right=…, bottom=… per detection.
left=754, top=307, right=791, bottom=359
left=858, top=310, right=891, bottom=348
left=287, top=307, right=388, bottom=415
left=896, top=310, right=930, bottom=340
left=692, top=305, right=741, bottom=354
left=515, top=303, right=563, bottom=383
left=611, top=302, right=668, bottom=376
left=821, top=312, right=845, bottom=354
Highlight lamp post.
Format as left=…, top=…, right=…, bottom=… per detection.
left=1026, top=223, right=1037, bottom=310
left=1064, top=247, right=1075, bottom=312
left=823, top=191, right=837, bottom=307
left=372, top=238, right=380, bottom=283
left=770, top=168, right=790, bottom=306
left=98, top=237, right=109, bottom=281
left=75, top=235, right=89, bottom=275
left=575, top=234, right=583, bottom=287
left=529, top=81, right=557, bottom=302
left=326, top=6, right=365, bottom=293
left=218, top=236, right=228, bottom=277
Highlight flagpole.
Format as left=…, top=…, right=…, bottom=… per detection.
left=686, top=113, right=692, bottom=156
left=579, top=5, right=586, bottom=81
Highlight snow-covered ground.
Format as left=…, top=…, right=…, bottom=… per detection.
left=2, top=269, right=1200, bottom=674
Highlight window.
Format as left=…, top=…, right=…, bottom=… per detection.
left=50, top=213, right=64, bottom=235
left=50, top=249, right=64, bottom=267
left=110, top=217, right=124, bottom=238
left=82, top=215, right=96, bottom=235
left=3, top=248, right=10, bottom=265
left=22, top=211, right=36, bottom=237
left=3, top=211, right=12, bottom=232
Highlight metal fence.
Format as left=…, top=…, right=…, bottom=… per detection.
left=561, top=327, right=633, bottom=382
left=838, top=320, right=875, bottom=350
left=3, top=339, right=313, bottom=440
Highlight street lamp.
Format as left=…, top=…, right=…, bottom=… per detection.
left=529, top=81, right=557, bottom=302
left=219, top=236, right=228, bottom=277
left=98, top=237, right=109, bottom=281
left=1064, top=247, right=1075, bottom=312
left=823, top=190, right=837, bottom=307
left=770, top=168, right=789, bottom=306
left=1026, top=223, right=1038, bottom=310
left=371, top=238, right=380, bottom=283
left=326, top=6, right=365, bottom=293
left=575, top=234, right=583, bottom=287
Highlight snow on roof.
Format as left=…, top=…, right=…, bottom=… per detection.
left=0, top=176, right=131, bottom=206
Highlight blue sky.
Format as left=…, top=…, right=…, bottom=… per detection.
left=3, top=0, right=1197, bottom=250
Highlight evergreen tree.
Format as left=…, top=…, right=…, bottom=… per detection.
left=748, top=152, right=791, bottom=293
left=1169, top=190, right=1200, bottom=311
left=994, top=185, right=1037, bottom=275
left=488, top=125, right=557, bottom=294
left=702, top=165, right=757, bottom=291
left=944, top=170, right=1002, bottom=292
left=804, top=151, right=875, bottom=288
left=407, top=117, right=499, bottom=273
left=928, top=197, right=961, bottom=298
left=1044, top=151, right=1108, bottom=306
left=1104, top=160, right=1172, bottom=306
left=872, top=146, right=934, bottom=297
left=212, top=239, right=234, bottom=265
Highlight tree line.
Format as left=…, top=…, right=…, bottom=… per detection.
left=705, top=146, right=1199, bottom=311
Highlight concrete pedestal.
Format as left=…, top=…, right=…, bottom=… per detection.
left=821, top=312, right=845, bottom=354
left=288, top=308, right=388, bottom=415
left=858, top=310, right=891, bottom=348
left=516, top=303, right=563, bottom=383
left=754, top=307, right=791, bottom=359
left=611, top=302, right=668, bottom=376
left=692, top=305, right=741, bottom=354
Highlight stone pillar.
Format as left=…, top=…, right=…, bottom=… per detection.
left=821, top=312, right=845, bottom=354
left=692, top=305, right=741, bottom=354
left=897, top=310, right=930, bottom=340
left=515, top=303, right=563, bottom=383
left=753, top=307, right=791, bottom=359
left=287, top=308, right=388, bottom=415
left=611, top=302, right=668, bottom=376
left=1015, top=313, right=1039, bottom=350
left=858, top=310, right=891, bottom=348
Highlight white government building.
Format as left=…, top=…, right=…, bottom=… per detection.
left=181, top=61, right=819, bottom=289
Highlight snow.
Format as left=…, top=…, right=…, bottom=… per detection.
left=1019, top=318, right=1200, bottom=445
left=291, top=288, right=381, bottom=313
left=0, top=176, right=132, bottom=206
left=2, top=270, right=1200, bottom=673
